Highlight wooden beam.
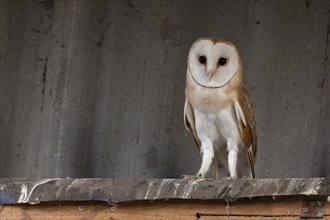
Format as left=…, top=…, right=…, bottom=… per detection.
left=1, top=197, right=329, bottom=220
left=1, top=178, right=329, bottom=205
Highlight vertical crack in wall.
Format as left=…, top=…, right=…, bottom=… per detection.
left=326, top=4, right=330, bottom=177
left=40, top=57, right=48, bottom=111
left=321, top=3, right=330, bottom=176
left=315, top=4, right=330, bottom=177
left=321, top=5, right=329, bottom=94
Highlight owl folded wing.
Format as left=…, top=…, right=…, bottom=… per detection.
left=234, top=85, right=257, bottom=178
left=184, top=99, right=201, bottom=149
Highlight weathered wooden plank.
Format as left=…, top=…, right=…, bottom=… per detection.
left=2, top=198, right=327, bottom=220
left=1, top=178, right=329, bottom=205
left=1, top=178, right=329, bottom=219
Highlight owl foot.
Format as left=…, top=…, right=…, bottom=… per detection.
left=181, top=175, right=197, bottom=180
left=181, top=173, right=205, bottom=180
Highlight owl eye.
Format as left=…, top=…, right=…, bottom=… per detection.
left=199, top=56, right=206, bottom=64
left=219, top=57, right=227, bottom=66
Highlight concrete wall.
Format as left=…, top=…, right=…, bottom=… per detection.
left=0, top=0, right=329, bottom=178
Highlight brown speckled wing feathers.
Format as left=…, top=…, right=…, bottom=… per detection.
left=238, top=85, right=257, bottom=178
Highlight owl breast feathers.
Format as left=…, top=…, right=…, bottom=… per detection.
left=183, top=37, right=257, bottom=179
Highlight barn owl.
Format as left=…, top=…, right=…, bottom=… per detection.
left=183, top=37, right=257, bottom=179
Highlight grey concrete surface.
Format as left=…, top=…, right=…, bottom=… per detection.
left=0, top=0, right=329, bottom=178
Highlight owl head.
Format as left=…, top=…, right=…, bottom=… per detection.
left=187, top=37, right=242, bottom=88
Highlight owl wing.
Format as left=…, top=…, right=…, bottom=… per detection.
left=234, top=85, right=257, bottom=178
left=184, top=99, right=201, bottom=149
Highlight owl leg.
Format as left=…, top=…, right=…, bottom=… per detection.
left=228, top=149, right=238, bottom=179
left=182, top=139, right=214, bottom=180
left=197, top=139, right=214, bottom=178
left=227, top=138, right=238, bottom=179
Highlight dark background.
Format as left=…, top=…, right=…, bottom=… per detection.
left=0, top=0, right=329, bottom=178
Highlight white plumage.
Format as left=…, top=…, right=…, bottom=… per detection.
left=183, top=37, right=257, bottom=179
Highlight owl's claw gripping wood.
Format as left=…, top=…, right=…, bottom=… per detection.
left=181, top=174, right=205, bottom=180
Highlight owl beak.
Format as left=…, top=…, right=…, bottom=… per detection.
left=208, top=71, right=214, bottom=81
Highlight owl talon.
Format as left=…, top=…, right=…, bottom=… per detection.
left=181, top=174, right=205, bottom=180
left=181, top=175, right=196, bottom=180
left=197, top=173, right=205, bottom=179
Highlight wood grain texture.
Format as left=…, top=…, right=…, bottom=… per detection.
left=1, top=198, right=329, bottom=220
left=1, top=178, right=329, bottom=205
